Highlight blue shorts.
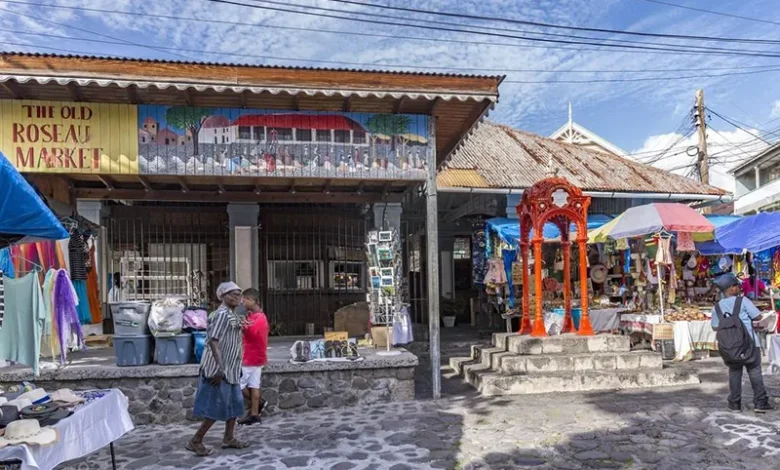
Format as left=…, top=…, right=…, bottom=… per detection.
left=193, top=375, right=244, bottom=421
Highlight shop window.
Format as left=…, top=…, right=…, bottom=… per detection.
left=253, top=126, right=264, bottom=141
left=296, top=129, right=312, bottom=142
left=334, top=130, right=350, bottom=143
left=268, top=260, right=323, bottom=290
left=453, top=237, right=471, bottom=260
left=353, top=130, right=366, bottom=144
left=316, top=130, right=331, bottom=142
left=239, top=126, right=251, bottom=140
left=329, top=261, right=365, bottom=291
left=272, top=128, right=293, bottom=141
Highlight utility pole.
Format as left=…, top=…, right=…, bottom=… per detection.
left=695, top=89, right=709, bottom=186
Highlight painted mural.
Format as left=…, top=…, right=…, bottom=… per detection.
left=137, top=106, right=431, bottom=179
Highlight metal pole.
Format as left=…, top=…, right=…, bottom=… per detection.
left=426, top=122, right=441, bottom=400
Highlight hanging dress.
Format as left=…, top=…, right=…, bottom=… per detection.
left=87, top=244, right=101, bottom=324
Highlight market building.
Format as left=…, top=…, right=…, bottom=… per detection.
left=0, top=52, right=502, bottom=414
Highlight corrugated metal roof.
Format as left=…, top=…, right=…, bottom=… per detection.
left=436, top=169, right=489, bottom=188
left=0, top=52, right=504, bottom=80
left=441, top=122, right=727, bottom=196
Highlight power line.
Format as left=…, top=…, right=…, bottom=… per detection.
left=635, top=0, right=780, bottom=27
left=502, top=67, right=780, bottom=84
left=202, top=0, right=780, bottom=59
left=324, top=0, right=780, bottom=44
left=5, top=29, right=780, bottom=77
left=0, top=6, right=191, bottom=61
left=10, top=0, right=780, bottom=60
left=707, top=108, right=774, bottom=145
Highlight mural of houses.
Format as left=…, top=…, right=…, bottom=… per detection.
left=156, top=128, right=181, bottom=146
left=142, top=116, right=158, bottom=135
left=138, top=128, right=154, bottom=144
left=196, top=113, right=369, bottom=146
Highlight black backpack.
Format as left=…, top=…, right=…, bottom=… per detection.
left=714, top=296, right=754, bottom=365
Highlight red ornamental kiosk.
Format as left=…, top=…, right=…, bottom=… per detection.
left=517, top=176, right=595, bottom=337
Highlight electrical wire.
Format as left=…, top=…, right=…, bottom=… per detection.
left=707, top=108, right=774, bottom=145
left=501, top=67, right=780, bottom=84
left=634, top=0, right=780, bottom=27
left=5, top=28, right=780, bottom=75
left=324, top=0, right=780, bottom=44
left=201, top=0, right=780, bottom=58
left=0, top=6, right=192, bottom=61
left=9, top=0, right=780, bottom=61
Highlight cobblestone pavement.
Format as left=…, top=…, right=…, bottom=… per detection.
left=60, top=361, right=780, bottom=470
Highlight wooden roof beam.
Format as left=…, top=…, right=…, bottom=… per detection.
left=97, top=175, right=115, bottom=191
left=343, top=96, right=352, bottom=112
left=177, top=178, right=190, bottom=193
left=184, top=89, right=194, bottom=106
left=381, top=181, right=391, bottom=198
left=0, top=81, right=25, bottom=99
left=240, top=90, right=249, bottom=108
left=126, top=85, right=140, bottom=104
left=137, top=176, right=153, bottom=192
left=293, top=95, right=301, bottom=111
left=356, top=181, right=365, bottom=194
left=393, top=97, right=406, bottom=114
left=322, top=179, right=332, bottom=194
left=218, top=183, right=226, bottom=194
left=73, top=188, right=404, bottom=204
left=428, top=97, right=442, bottom=115
left=254, top=184, right=262, bottom=195
left=289, top=179, right=297, bottom=194
left=66, top=83, right=84, bottom=102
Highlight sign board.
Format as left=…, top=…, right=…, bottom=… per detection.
left=324, top=331, right=349, bottom=341
left=0, top=100, right=138, bottom=173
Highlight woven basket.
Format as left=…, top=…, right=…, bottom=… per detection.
left=652, top=323, right=674, bottom=341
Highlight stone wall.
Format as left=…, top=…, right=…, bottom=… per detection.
left=0, top=354, right=417, bottom=425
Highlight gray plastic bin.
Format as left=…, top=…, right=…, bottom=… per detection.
left=110, top=302, right=152, bottom=336
left=154, top=334, right=194, bottom=365
left=114, top=335, right=153, bottom=366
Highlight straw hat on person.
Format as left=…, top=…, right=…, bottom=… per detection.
left=0, top=419, right=57, bottom=448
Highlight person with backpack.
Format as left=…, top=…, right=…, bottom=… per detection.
left=711, top=273, right=774, bottom=413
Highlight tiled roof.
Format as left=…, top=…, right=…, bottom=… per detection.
left=440, top=121, right=727, bottom=196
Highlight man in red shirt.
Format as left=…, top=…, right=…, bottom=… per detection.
left=238, top=288, right=269, bottom=425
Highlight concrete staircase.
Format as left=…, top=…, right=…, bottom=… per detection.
left=450, top=333, right=700, bottom=396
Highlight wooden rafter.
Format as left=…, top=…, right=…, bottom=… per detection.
left=137, top=176, right=153, bottom=192
left=217, top=183, right=227, bottom=194
left=428, top=97, right=442, bottom=115
left=66, top=83, right=84, bottom=101
left=184, top=89, right=194, bottom=106
left=393, top=97, right=406, bottom=114
left=0, top=81, right=24, bottom=99
left=73, top=188, right=403, bottom=204
left=356, top=181, right=365, bottom=194
left=240, top=90, right=249, bottom=108
left=177, top=178, right=190, bottom=193
left=322, top=179, right=332, bottom=194
left=343, top=96, right=352, bottom=112
left=293, top=95, right=301, bottom=111
left=97, top=175, right=115, bottom=191
left=126, top=85, right=140, bottom=104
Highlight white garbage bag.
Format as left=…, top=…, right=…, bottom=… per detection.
left=148, top=298, right=185, bottom=337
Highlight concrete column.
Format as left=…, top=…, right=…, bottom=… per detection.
left=227, top=203, right=260, bottom=290
left=755, top=166, right=761, bottom=189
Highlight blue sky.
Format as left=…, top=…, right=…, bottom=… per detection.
left=1, top=0, right=779, bottom=190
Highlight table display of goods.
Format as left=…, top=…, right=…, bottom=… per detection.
left=664, top=307, right=710, bottom=322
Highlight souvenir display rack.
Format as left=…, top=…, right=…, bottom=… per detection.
left=366, top=228, right=403, bottom=355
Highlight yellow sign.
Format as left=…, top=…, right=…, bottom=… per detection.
left=0, top=100, right=138, bottom=173
left=324, top=331, right=349, bottom=341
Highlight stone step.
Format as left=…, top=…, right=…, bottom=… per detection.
left=466, top=367, right=700, bottom=396
left=493, top=333, right=631, bottom=355
left=496, top=350, right=663, bottom=374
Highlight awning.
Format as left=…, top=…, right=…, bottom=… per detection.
left=486, top=215, right=614, bottom=247
left=0, top=152, right=68, bottom=247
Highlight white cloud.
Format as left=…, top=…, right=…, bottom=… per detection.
left=630, top=127, right=769, bottom=192
left=771, top=100, right=780, bottom=119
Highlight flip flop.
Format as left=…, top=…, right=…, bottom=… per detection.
left=222, top=438, right=250, bottom=449
left=185, top=440, right=213, bottom=457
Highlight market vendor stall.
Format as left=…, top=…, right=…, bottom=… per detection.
left=0, top=388, right=133, bottom=470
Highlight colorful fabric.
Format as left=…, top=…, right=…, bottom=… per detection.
left=86, top=246, right=101, bottom=324
left=472, top=224, right=488, bottom=286
left=0, top=248, right=14, bottom=278
left=73, top=280, right=91, bottom=325
left=0, top=272, right=45, bottom=374
left=0, top=270, right=4, bottom=329
left=68, top=233, right=88, bottom=281
left=502, top=249, right=518, bottom=308
left=54, top=270, right=84, bottom=363
left=676, top=232, right=695, bottom=251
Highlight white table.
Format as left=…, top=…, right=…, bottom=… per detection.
left=544, top=308, right=621, bottom=335
left=672, top=320, right=718, bottom=362
left=0, top=389, right=134, bottom=470
left=767, top=335, right=780, bottom=375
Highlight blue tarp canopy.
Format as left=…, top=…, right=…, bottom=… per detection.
left=486, top=214, right=614, bottom=248
left=696, top=215, right=743, bottom=255
left=704, top=212, right=780, bottom=254
left=0, top=152, right=68, bottom=245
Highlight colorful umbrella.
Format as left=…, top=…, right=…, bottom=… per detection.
left=590, top=203, right=714, bottom=241
left=709, top=212, right=780, bottom=254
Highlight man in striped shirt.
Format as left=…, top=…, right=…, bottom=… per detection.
left=187, top=282, right=249, bottom=457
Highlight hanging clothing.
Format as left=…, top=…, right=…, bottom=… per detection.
left=0, top=272, right=45, bottom=374
left=87, top=245, right=101, bottom=324
left=57, top=239, right=70, bottom=273
left=53, top=270, right=84, bottom=363
left=502, top=249, right=518, bottom=308
left=0, top=270, right=4, bottom=329
left=40, top=269, right=61, bottom=360
left=68, top=233, right=88, bottom=281
left=676, top=232, right=695, bottom=251
left=72, top=280, right=91, bottom=325
left=0, top=248, right=14, bottom=278
left=655, top=236, right=673, bottom=265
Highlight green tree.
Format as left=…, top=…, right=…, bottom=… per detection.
left=365, top=114, right=412, bottom=153
left=164, top=107, right=212, bottom=155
